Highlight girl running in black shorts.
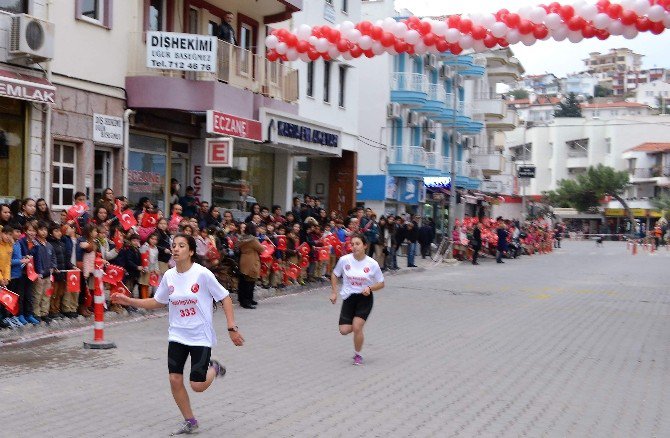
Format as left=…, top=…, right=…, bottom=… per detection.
left=330, top=233, right=385, bottom=365
left=112, top=234, right=244, bottom=435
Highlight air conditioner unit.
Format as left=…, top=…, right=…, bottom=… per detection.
left=386, top=102, right=401, bottom=119
left=439, top=64, right=453, bottom=78
left=10, top=14, right=55, bottom=63
left=423, top=138, right=436, bottom=150
left=408, top=112, right=420, bottom=126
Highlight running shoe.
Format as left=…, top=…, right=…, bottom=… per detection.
left=353, top=354, right=363, bottom=366
left=17, top=315, right=28, bottom=325
left=3, top=317, right=19, bottom=329
left=171, top=420, right=198, bottom=435
left=209, top=359, right=227, bottom=378
left=12, top=316, right=25, bottom=327
left=26, top=315, right=41, bottom=325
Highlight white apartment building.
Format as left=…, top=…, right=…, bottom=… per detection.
left=636, top=80, right=670, bottom=109
left=580, top=101, right=653, bottom=119
left=563, top=73, right=598, bottom=98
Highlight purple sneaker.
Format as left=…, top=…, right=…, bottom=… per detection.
left=353, top=354, right=363, bottom=366
left=209, top=359, right=226, bottom=378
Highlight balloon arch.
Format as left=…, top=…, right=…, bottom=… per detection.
left=265, top=0, right=670, bottom=62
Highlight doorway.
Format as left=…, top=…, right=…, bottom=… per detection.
left=171, top=139, right=190, bottom=205
left=94, top=148, right=113, bottom=204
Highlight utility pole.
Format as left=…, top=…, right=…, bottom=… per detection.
left=447, top=71, right=459, bottom=246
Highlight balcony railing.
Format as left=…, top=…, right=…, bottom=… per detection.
left=389, top=146, right=427, bottom=166
left=425, top=151, right=442, bottom=169
left=426, top=83, right=446, bottom=102
left=457, top=101, right=473, bottom=117
left=630, top=167, right=670, bottom=178
left=567, top=149, right=589, bottom=158
left=391, top=73, right=427, bottom=93
left=128, top=34, right=298, bottom=103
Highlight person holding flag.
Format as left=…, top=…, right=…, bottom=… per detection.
left=0, top=226, right=15, bottom=327
left=111, top=234, right=244, bottom=436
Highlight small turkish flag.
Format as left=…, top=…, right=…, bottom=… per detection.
left=94, top=254, right=106, bottom=271
left=141, top=251, right=150, bottom=267
left=300, top=257, right=309, bottom=268
left=287, top=265, right=299, bottom=280
left=67, top=202, right=88, bottom=221
left=261, top=241, right=274, bottom=260
left=149, top=272, right=160, bottom=287
left=169, top=214, right=182, bottom=230
left=66, top=270, right=81, bottom=292
left=317, top=246, right=330, bottom=261
left=141, top=212, right=159, bottom=228
left=271, top=262, right=281, bottom=272
left=206, top=243, right=220, bottom=262
left=0, top=287, right=19, bottom=315
left=46, top=276, right=54, bottom=297
left=226, top=237, right=235, bottom=249
left=113, top=229, right=124, bottom=250
left=298, top=242, right=310, bottom=257
left=26, top=257, right=38, bottom=281
left=103, top=264, right=125, bottom=284
left=118, top=210, right=138, bottom=231
left=114, top=199, right=123, bottom=216
left=111, top=282, right=131, bottom=297
left=276, top=235, right=287, bottom=251
left=260, top=263, right=269, bottom=277
left=334, top=243, right=343, bottom=257
left=344, top=240, right=353, bottom=254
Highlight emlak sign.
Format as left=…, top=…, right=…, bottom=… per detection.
left=206, top=110, right=262, bottom=142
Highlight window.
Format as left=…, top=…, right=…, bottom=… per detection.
left=605, top=137, right=611, bottom=154
left=0, top=0, right=27, bottom=13
left=77, top=0, right=112, bottom=28
left=324, top=60, right=331, bottom=103
left=208, top=20, right=218, bottom=36
left=149, top=0, right=166, bottom=32
left=52, top=143, right=77, bottom=209
left=338, top=65, right=347, bottom=107
left=342, top=0, right=348, bottom=13
left=307, top=62, right=315, bottom=97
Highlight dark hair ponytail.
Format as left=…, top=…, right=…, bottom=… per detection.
left=173, top=233, right=201, bottom=264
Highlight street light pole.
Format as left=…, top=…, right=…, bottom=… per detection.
left=447, top=72, right=459, bottom=244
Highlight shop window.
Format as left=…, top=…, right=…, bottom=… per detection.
left=149, top=0, right=166, bottom=32
left=307, top=62, right=314, bottom=97
left=0, top=97, right=24, bottom=202
left=52, top=143, right=77, bottom=209
left=324, top=60, right=331, bottom=103
left=76, top=0, right=113, bottom=29
left=128, top=133, right=167, bottom=211
left=0, top=0, right=27, bottom=13
left=338, top=64, right=347, bottom=108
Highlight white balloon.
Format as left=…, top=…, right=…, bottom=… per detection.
left=551, top=25, right=569, bottom=41
left=382, top=17, right=397, bottom=31
left=432, top=21, right=448, bottom=36
left=309, top=36, right=319, bottom=46
left=518, top=6, right=533, bottom=19
left=375, top=19, right=383, bottom=27
left=506, top=29, right=521, bottom=44
left=470, top=13, right=484, bottom=25
left=346, top=29, right=362, bottom=43
left=568, top=30, right=584, bottom=43
left=623, top=25, right=639, bottom=39
left=392, top=22, right=408, bottom=38
left=414, top=41, right=428, bottom=54
left=545, top=13, right=563, bottom=29
left=459, top=34, right=474, bottom=49
left=580, top=4, right=599, bottom=22
left=386, top=46, right=399, bottom=55
left=521, top=33, right=537, bottom=46
left=405, top=29, right=421, bottom=45
left=445, top=28, right=462, bottom=43
left=491, top=22, right=509, bottom=38
left=620, top=0, right=635, bottom=10
left=276, top=42, right=287, bottom=55
left=529, top=7, right=547, bottom=24
left=297, top=24, right=312, bottom=41
left=286, top=48, right=299, bottom=61
left=341, top=21, right=355, bottom=32
left=328, top=46, right=341, bottom=59
left=358, top=35, right=373, bottom=50
left=482, top=14, right=496, bottom=28
left=632, top=0, right=650, bottom=16
left=299, top=52, right=310, bottom=62
left=265, top=35, right=278, bottom=49
left=342, top=51, right=354, bottom=61
left=664, top=14, right=670, bottom=28
left=372, top=41, right=385, bottom=55
left=608, top=20, right=624, bottom=35
left=593, top=13, right=611, bottom=30
left=316, top=38, right=330, bottom=53
left=473, top=39, right=487, bottom=52
left=648, top=5, right=666, bottom=22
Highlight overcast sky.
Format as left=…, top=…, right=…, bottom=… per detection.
left=394, top=0, right=670, bottom=77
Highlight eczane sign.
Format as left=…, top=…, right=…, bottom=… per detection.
left=146, top=32, right=217, bottom=73
left=206, top=110, right=262, bottom=142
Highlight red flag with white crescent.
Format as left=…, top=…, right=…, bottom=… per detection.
left=66, top=270, right=81, bottom=292
left=67, top=202, right=88, bottom=221
left=149, top=272, right=160, bottom=287
left=26, top=257, right=38, bottom=281
left=102, top=264, right=125, bottom=284
left=113, top=229, right=124, bottom=250
left=298, top=242, right=310, bottom=257
left=299, top=257, right=309, bottom=268
left=0, top=287, right=19, bottom=315
left=276, top=235, right=287, bottom=251
left=141, top=212, right=159, bottom=228
left=317, top=246, right=330, bottom=261
left=114, top=199, right=123, bottom=216
left=118, top=210, right=138, bottom=231
left=287, top=265, right=299, bottom=280
left=140, top=251, right=150, bottom=267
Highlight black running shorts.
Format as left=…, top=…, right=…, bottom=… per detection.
left=167, top=341, right=212, bottom=382
left=339, top=293, right=374, bottom=325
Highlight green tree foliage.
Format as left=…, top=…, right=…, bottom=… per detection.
left=510, top=89, right=529, bottom=100
left=594, top=85, right=613, bottom=97
left=554, top=92, right=583, bottom=118
left=544, top=165, right=636, bottom=231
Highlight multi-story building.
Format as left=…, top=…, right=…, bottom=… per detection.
left=516, top=73, right=560, bottom=96
left=584, top=48, right=643, bottom=75
left=563, top=73, right=598, bottom=98
left=622, top=142, right=670, bottom=199
left=635, top=80, right=670, bottom=109
left=580, top=101, right=653, bottom=119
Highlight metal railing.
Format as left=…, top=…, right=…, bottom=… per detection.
left=127, top=34, right=299, bottom=103
left=425, top=151, right=443, bottom=169
left=629, top=167, right=670, bottom=178
left=567, top=149, right=589, bottom=158
left=426, top=83, right=446, bottom=102
left=391, top=73, right=427, bottom=93
left=389, top=146, right=427, bottom=166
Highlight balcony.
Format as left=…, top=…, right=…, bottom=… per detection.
left=485, top=110, right=518, bottom=131
left=474, top=94, right=507, bottom=119
left=418, top=83, right=449, bottom=115
left=473, top=153, right=505, bottom=176
left=629, top=166, right=670, bottom=184
left=460, top=56, right=486, bottom=77
left=424, top=151, right=443, bottom=176
left=126, top=36, right=298, bottom=114
left=391, top=73, right=428, bottom=106
left=388, top=146, right=426, bottom=178
left=454, top=160, right=470, bottom=187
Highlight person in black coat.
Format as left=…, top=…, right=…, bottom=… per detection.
left=47, top=225, right=73, bottom=318
left=471, top=222, right=482, bottom=265
left=404, top=221, right=419, bottom=267
left=155, top=218, right=172, bottom=273
left=114, top=234, right=143, bottom=297
left=496, top=218, right=508, bottom=264
left=418, top=220, right=435, bottom=259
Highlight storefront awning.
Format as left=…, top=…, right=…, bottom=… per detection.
left=0, top=69, right=56, bottom=104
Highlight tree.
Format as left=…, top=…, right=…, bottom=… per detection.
left=594, top=85, right=613, bottom=98
left=652, top=194, right=670, bottom=219
left=510, top=89, right=529, bottom=100
left=544, top=165, right=636, bottom=233
left=554, top=92, right=583, bottom=117
left=656, top=95, right=669, bottom=114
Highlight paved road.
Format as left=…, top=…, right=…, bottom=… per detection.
left=1, top=240, right=669, bottom=437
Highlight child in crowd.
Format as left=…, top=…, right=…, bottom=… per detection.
left=48, top=223, right=72, bottom=319
left=31, top=221, right=56, bottom=323
left=139, top=232, right=159, bottom=299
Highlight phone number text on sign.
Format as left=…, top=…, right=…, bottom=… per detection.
left=146, top=31, right=218, bottom=73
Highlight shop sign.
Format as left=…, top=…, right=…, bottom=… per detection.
left=480, top=180, right=503, bottom=192
left=206, top=110, right=262, bottom=142
left=423, top=176, right=451, bottom=188
left=277, top=120, right=338, bottom=148
left=192, top=165, right=202, bottom=199
left=385, top=176, right=397, bottom=200
left=146, top=32, right=217, bottom=72
left=205, top=138, right=233, bottom=167
left=356, top=175, right=386, bottom=201
left=397, top=178, right=419, bottom=204
left=128, top=170, right=162, bottom=193
left=605, top=208, right=662, bottom=217
left=93, top=114, right=123, bottom=145
left=0, top=69, right=56, bottom=104
left=518, top=166, right=536, bottom=178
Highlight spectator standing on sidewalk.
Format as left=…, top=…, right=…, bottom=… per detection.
left=237, top=223, right=264, bottom=309
left=404, top=221, right=419, bottom=267
left=496, top=218, right=508, bottom=264
left=471, top=222, right=482, bottom=265
left=418, top=219, right=435, bottom=259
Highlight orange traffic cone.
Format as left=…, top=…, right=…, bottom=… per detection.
left=632, top=243, right=637, bottom=255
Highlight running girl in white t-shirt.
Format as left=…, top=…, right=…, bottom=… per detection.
left=111, top=234, right=244, bottom=435
left=330, top=233, right=385, bottom=365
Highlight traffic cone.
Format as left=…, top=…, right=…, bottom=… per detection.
left=632, top=243, right=637, bottom=255
left=83, top=270, right=116, bottom=350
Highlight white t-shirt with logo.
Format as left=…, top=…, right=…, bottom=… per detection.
left=154, top=263, right=229, bottom=347
left=332, top=254, right=384, bottom=300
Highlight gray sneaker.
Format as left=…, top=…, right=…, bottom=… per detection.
left=170, top=420, right=198, bottom=435
left=209, top=359, right=226, bottom=378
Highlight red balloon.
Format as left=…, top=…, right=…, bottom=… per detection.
left=350, top=46, right=363, bottom=58
left=435, top=39, right=449, bottom=52
left=406, top=16, right=421, bottom=27
left=394, top=41, right=408, bottom=53
left=650, top=21, right=665, bottom=35
left=297, top=40, right=310, bottom=53
left=419, top=21, right=432, bottom=35
left=312, top=27, right=322, bottom=38
left=359, top=21, right=373, bottom=35
left=320, top=26, right=330, bottom=39
left=329, top=29, right=341, bottom=44
left=459, top=18, right=473, bottom=33
left=606, top=3, right=623, bottom=19
left=620, top=10, right=638, bottom=26
left=381, top=32, right=395, bottom=47
left=518, top=19, right=534, bottom=34
left=447, top=15, right=461, bottom=28
left=471, top=25, right=487, bottom=40
left=286, top=34, right=298, bottom=47
left=496, top=9, right=510, bottom=20
left=635, top=17, right=652, bottom=32
left=423, top=32, right=437, bottom=46
left=548, top=2, right=561, bottom=13
left=596, top=0, right=610, bottom=13
left=505, top=13, right=521, bottom=28
left=450, top=43, right=463, bottom=55
left=336, top=39, right=350, bottom=52
left=582, top=24, right=597, bottom=38
left=498, top=38, right=510, bottom=47
left=483, top=35, right=497, bottom=48
left=371, top=26, right=383, bottom=40
left=364, top=49, right=375, bottom=58
left=659, top=0, right=670, bottom=11
left=533, top=24, right=549, bottom=39
left=307, top=50, right=320, bottom=61
left=266, top=51, right=279, bottom=62
left=567, top=16, right=585, bottom=31
left=595, top=29, right=610, bottom=40
left=559, top=5, right=575, bottom=20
